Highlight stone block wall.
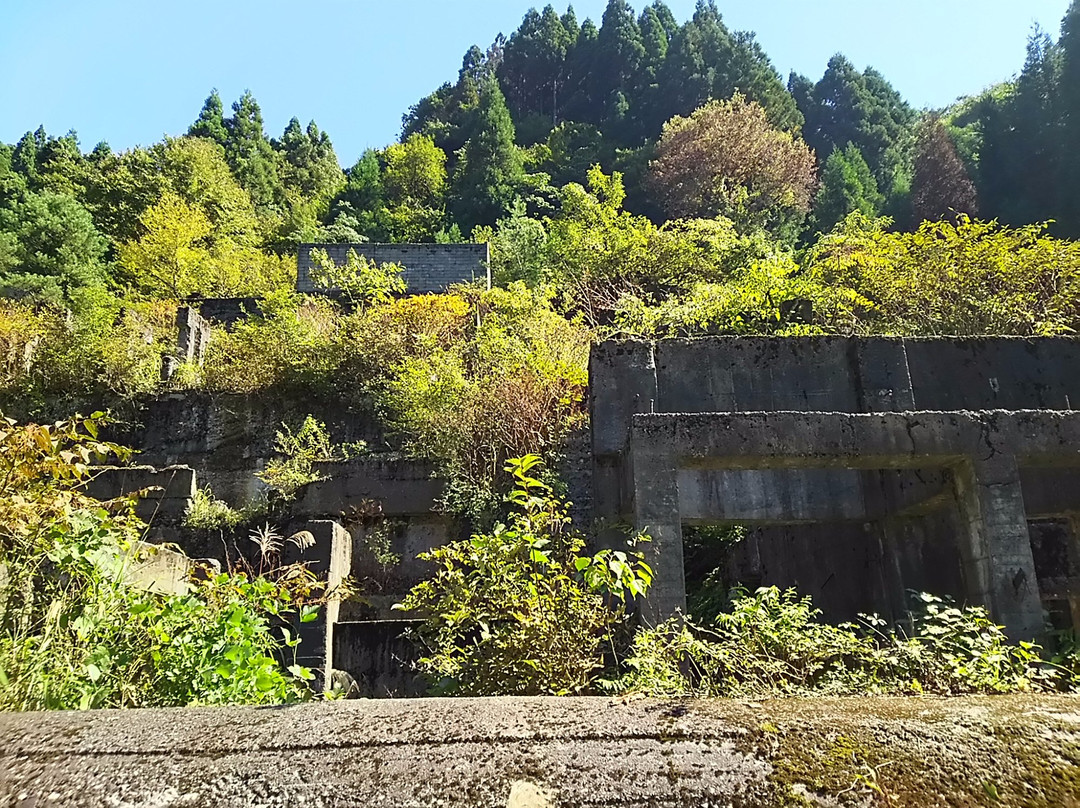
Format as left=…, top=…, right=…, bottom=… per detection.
left=296, top=243, right=491, bottom=295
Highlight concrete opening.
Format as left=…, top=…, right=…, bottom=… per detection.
left=591, top=337, right=1080, bottom=640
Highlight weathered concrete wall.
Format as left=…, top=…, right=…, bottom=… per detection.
left=114, top=393, right=386, bottom=506
left=2, top=696, right=1077, bottom=807
left=297, top=457, right=445, bottom=518
left=297, top=243, right=491, bottom=295
left=591, top=337, right=1080, bottom=634
left=84, top=465, right=196, bottom=526
left=191, top=297, right=263, bottom=327
left=630, top=410, right=1080, bottom=635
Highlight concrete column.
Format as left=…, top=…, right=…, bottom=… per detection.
left=631, top=446, right=685, bottom=626
left=952, top=456, right=1044, bottom=640
left=284, top=520, right=352, bottom=691
left=1067, top=516, right=1080, bottom=631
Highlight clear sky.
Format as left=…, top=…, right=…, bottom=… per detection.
left=1, top=1, right=1072, bottom=166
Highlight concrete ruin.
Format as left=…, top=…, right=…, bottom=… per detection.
left=296, top=242, right=492, bottom=295
left=86, top=335, right=1080, bottom=690
left=591, top=337, right=1080, bottom=639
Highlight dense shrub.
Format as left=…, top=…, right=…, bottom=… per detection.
left=382, top=284, right=590, bottom=518
left=198, top=290, right=339, bottom=394
left=0, top=292, right=176, bottom=417
left=615, top=587, right=1061, bottom=697
left=0, top=414, right=321, bottom=709
left=395, top=457, right=652, bottom=696
left=805, top=213, right=1080, bottom=336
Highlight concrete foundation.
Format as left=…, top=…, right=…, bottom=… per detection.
left=593, top=338, right=1080, bottom=637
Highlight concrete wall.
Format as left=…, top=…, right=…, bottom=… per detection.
left=297, top=243, right=491, bottom=295
left=2, top=695, right=1077, bottom=807
left=297, top=457, right=445, bottom=518
left=592, top=339, right=1080, bottom=445
left=84, top=465, right=196, bottom=526
left=591, top=337, right=1080, bottom=634
left=114, top=393, right=386, bottom=506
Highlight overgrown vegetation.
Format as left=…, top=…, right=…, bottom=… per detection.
left=0, top=413, right=322, bottom=709
left=616, top=588, right=1065, bottom=697
left=6, top=1, right=1080, bottom=709
left=396, top=456, right=652, bottom=695
left=256, top=415, right=367, bottom=500
left=396, top=459, right=1079, bottom=699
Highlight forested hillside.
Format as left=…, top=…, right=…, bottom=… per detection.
left=7, top=1, right=1080, bottom=712
left=7, top=1, right=1080, bottom=496
left=3, top=0, right=1080, bottom=303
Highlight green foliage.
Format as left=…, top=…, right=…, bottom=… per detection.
left=450, top=78, right=525, bottom=233
left=0, top=178, right=108, bottom=304
left=0, top=414, right=318, bottom=709
left=541, top=166, right=773, bottom=324
left=395, top=456, right=652, bottom=695
left=805, top=213, right=1080, bottom=336
left=256, top=415, right=366, bottom=499
left=198, top=290, right=341, bottom=394
left=612, top=250, right=870, bottom=337
left=381, top=284, right=590, bottom=519
left=308, top=247, right=406, bottom=304
left=792, top=54, right=916, bottom=216
left=0, top=292, right=178, bottom=418
left=616, top=587, right=1057, bottom=698
left=811, top=143, right=884, bottom=235
left=183, top=488, right=250, bottom=531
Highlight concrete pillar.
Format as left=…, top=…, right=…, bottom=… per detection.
left=631, top=446, right=684, bottom=625
left=284, top=520, right=352, bottom=691
left=1067, top=516, right=1080, bottom=631
left=952, top=456, right=1044, bottom=640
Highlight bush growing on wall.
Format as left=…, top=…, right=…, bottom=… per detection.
left=382, top=283, right=590, bottom=520
left=0, top=291, right=177, bottom=418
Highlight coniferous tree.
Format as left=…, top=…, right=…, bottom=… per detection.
left=188, top=90, right=229, bottom=148
left=974, top=31, right=1060, bottom=227
left=450, top=79, right=525, bottom=233
left=223, top=91, right=283, bottom=210
left=593, top=0, right=645, bottom=139
left=11, top=127, right=47, bottom=188
left=499, top=6, right=574, bottom=140
left=1056, top=2, right=1080, bottom=230
left=563, top=18, right=600, bottom=123
left=911, top=117, right=979, bottom=223
left=793, top=55, right=915, bottom=212
left=274, top=118, right=344, bottom=201
left=811, top=143, right=883, bottom=233
left=324, top=149, right=385, bottom=242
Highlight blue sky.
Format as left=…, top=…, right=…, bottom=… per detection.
left=1, top=1, right=1072, bottom=166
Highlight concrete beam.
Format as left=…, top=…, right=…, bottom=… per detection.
left=630, top=439, right=684, bottom=625
left=632, top=410, right=1080, bottom=471
left=283, top=520, right=352, bottom=689
left=953, top=457, right=1045, bottom=640
left=2, top=696, right=1078, bottom=807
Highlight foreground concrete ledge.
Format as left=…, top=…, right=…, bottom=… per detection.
left=1, top=696, right=1079, bottom=807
